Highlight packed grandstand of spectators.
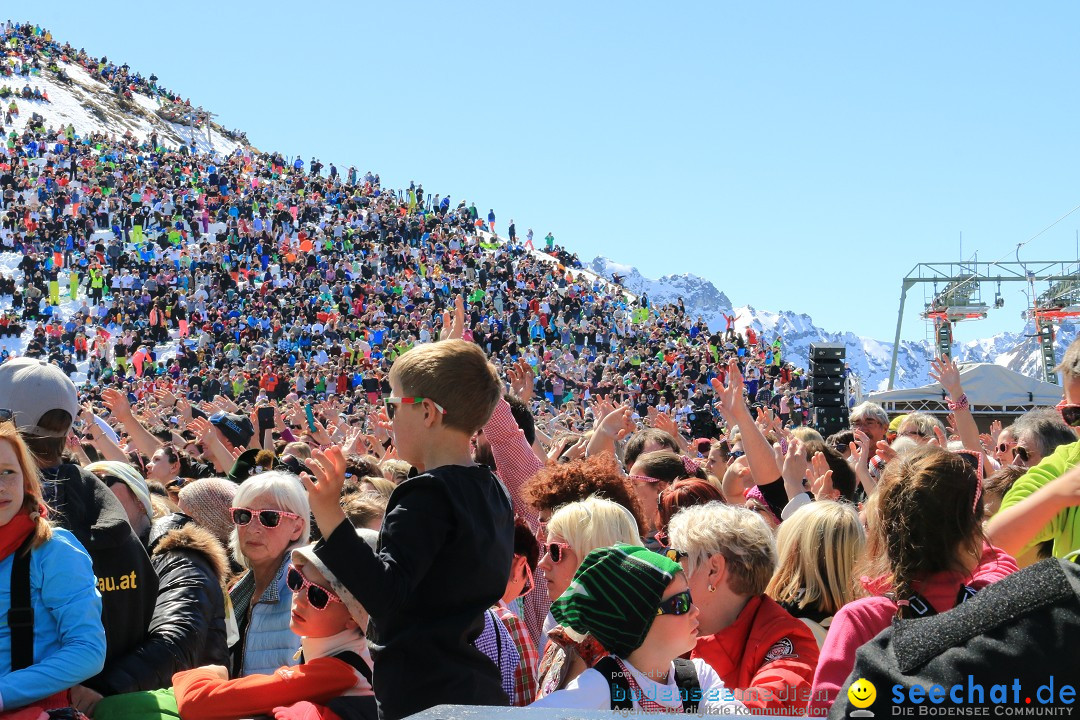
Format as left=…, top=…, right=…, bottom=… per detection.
left=0, top=18, right=1076, bottom=720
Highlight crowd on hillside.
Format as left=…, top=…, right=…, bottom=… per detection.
left=0, top=18, right=1077, bottom=720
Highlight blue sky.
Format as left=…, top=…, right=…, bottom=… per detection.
left=10, top=2, right=1080, bottom=343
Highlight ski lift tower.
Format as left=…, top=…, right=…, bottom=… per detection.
left=1032, top=271, right=1080, bottom=384
left=887, top=260, right=1080, bottom=389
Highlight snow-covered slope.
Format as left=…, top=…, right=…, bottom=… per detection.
left=591, top=257, right=1077, bottom=392
left=14, top=59, right=246, bottom=155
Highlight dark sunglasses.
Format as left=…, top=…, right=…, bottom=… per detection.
left=545, top=541, right=571, bottom=563
left=997, top=442, right=1015, bottom=454
left=0, top=408, right=12, bottom=423
left=656, top=589, right=693, bottom=617
left=1057, top=402, right=1080, bottom=429
left=286, top=565, right=343, bottom=610
left=230, top=507, right=301, bottom=529
left=1014, top=446, right=1031, bottom=464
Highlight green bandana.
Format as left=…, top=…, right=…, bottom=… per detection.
left=551, top=544, right=682, bottom=657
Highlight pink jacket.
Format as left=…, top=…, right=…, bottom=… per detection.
left=808, top=544, right=1017, bottom=712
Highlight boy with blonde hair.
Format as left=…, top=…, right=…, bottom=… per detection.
left=303, top=339, right=515, bottom=720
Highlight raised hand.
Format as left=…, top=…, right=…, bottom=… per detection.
left=188, top=416, right=214, bottom=442
left=876, top=439, right=897, bottom=464
left=153, top=388, right=177, bottom=409
left=562, top=436, right=588, bottom=462
left=507, top=359, right=536, bottom=403
left=710, top=359, right=746, bottom=419
left=596, top=403, right=635, bottom=442
left=781, top=436, right=807, bottom=487
left=214, top=394, right=240, bottom=413
left=101, top=388, right=133, bottom=420
left=848, top=428, right=872, bottom=469
left=342, top=426, right=364, bottom=457
left=176, top=397, right=193, bottom=423
left=805, top=451, right=838, bottom=500
left=439, top=295, right=466, bottom=341
left=300, top=446, right=348, bottom=537
left=929, top=354, right=963, bottom=398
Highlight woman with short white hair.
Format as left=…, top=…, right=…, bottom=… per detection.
left=227, top=471, right=310, bottom=677
left=535, top=496, right=642, bottom=699
left=667, top=502, right=819, bottom=713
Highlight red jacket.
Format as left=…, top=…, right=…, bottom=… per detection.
left=173, top=657, right=358, bottom=720
left=691, top=594, right=819, bottom=713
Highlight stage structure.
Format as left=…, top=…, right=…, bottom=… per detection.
left=888, top=260, right=1080, bottom=389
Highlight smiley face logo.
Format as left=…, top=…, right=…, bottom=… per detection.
left=848, top=678, right=877, bottom=709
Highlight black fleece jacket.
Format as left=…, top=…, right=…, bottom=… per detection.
left=314, top=464, right=514, bottom=720
left=91, top=512, right=231, bottom=694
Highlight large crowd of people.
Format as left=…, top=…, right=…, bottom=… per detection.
left=0, top=18, right=1077, bottom=720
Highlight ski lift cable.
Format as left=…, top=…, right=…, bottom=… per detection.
left=939, top=199, right=1080, bottom=301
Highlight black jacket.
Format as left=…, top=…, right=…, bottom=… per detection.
left=315, top=465, right=514, bottom=720
left=39, top=463, right=159, bottom=693
left=92, top=513, right=231, bottom=694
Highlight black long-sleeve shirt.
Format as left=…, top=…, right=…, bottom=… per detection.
left=314, top=464, right=514, bottom=720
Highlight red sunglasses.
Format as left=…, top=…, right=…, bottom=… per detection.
left=545, top=541, right=572, bottom=563
left=287, top=565, right=343, bottom=610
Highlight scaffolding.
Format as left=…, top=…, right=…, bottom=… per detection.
left=888, top=260, right=1080, bottom=389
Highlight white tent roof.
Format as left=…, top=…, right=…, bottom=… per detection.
left=866, top=363, right=1062, bottom=414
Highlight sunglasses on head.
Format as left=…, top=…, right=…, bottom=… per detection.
left=286, top=565, right=343, bottom=610
left=656, top=589, right=693, bottom=617
left=952, top=449, right=985, bottom=511
left=629, top=474, right=667, bottom=484
left=0, top=408, right=13, bottom=424
left=230, top=507, right=301, bottom=529
left=1056, top=401, right=1080, bottom=429
left=545, top=541, right=571, bottom=563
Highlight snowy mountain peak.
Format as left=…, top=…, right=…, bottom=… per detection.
left=590, top=257, right=733, bottom=323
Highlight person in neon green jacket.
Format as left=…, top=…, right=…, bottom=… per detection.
left=987, top=338, right=1080, bottom=562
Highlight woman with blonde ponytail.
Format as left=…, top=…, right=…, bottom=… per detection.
left=0, top=422, right=106, bottom=713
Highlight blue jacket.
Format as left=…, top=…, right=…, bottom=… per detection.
left=0, top=528, right=106, bottom=711
left=240, top=558, right=300, bottom=677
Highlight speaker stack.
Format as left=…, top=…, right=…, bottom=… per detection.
left=809, top=342, right=847, bottom=436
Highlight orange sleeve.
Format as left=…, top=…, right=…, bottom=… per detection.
left=173, top=659, right=357, bottom=720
